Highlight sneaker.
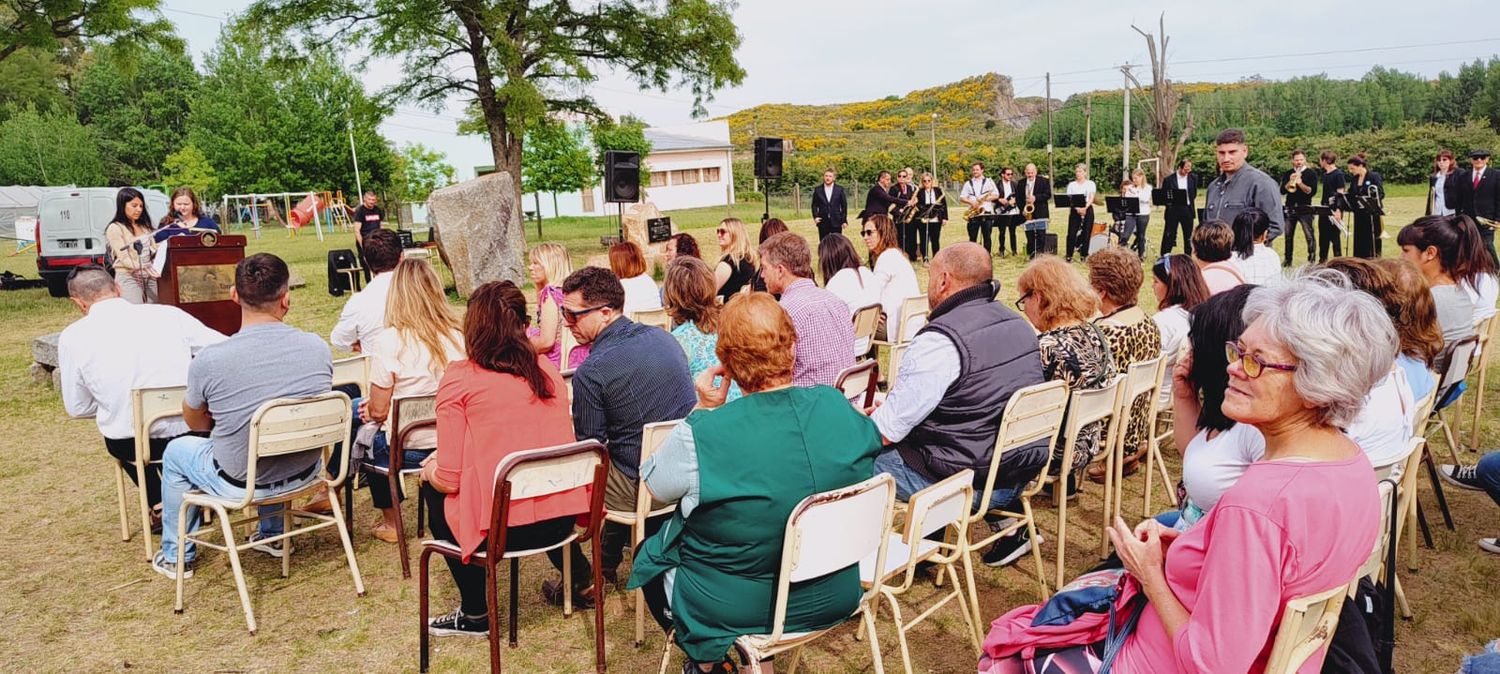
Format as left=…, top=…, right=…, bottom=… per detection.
left=248, top=531, right=292, bottom=558
left=152, top=552, right=194, bottom=580
left=1480, top=538, right=1500, bottom=555
left=427, top=607, right=489, bottom=637
left=541, top=579, right=597, bottom=609
left=982, top=528, right=1043, bottom=568
left=1438, top=464, right=1484, bottom=491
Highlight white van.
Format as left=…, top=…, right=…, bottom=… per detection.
left=36, top=187, right=170, bottom=297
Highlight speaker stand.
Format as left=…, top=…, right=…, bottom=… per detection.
left=761, top=188, right=770, bottom=224
left=618, top=203, right=624, bottom=241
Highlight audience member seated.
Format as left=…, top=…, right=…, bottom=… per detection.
left=861, top=214, right=921, bottom=341
left=713, top=218, right=758, bottom=300
left=664, top=232, right=701, bottom=263
left=331, top=228, right=403, bottom=352
left=1439, top=450, right=1500, bottom=556
left=526, top=242, right=588, bottom=369
left=609, top=241, right=662, bottom=316
left=750, top=218, right=790, bottom=294
left=152, top=253, right=334, bottom=579
left=1016, top=257, right=1118, bottom=499
left=1149, top=254, right=1209, bottom=407
left=871, top=243, right=1047, bottom=567
left=760, top=231, right=856, bottom=386
left=558, top=266, right=695, bottom=605
left=982, top=273, right=1392, bottom=673
left=358, top=258, right=465, bottom=543
left=818, top=233, right=880, bottom=315
left=627, top=293, right=885, bottom=673
left=1087, top=247, right=1161, bottom=482
left=59, top=265, right=226, bottom=531
left=1397, top=214, right=1495, bottom=343
left=662, top=256, right=741, bottom=402
left=420, top=280, right=588, bottom=637
left=1376, top=258, right=1442, bottom=401
left=1228, top=207, right=1284, bottom=285
left=1192, top=220, right=1244, bottom=295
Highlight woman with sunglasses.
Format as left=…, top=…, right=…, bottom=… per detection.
left=914, top=172, right=949, bottom=263
left=861, top=214, right=920, bottom=342
left=713, top=218, right=759, bottom=301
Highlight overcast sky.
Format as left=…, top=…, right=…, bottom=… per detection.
left=164, top=1, right=1500, bottom=180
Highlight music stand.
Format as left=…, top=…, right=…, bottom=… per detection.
left=1150, top=188, right=1174, bottom=208
left=1105, top=197, right=1139, bottom=224
left=1350, top=194, right=1385, bottom=217
left=1054, top=194, right=1087, bottom=209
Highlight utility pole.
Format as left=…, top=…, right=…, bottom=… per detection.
left=1045, top=72, right=1055, bottom=181
left=346, top=117, right=364, bottom=198
left=929, top=112, right=937, bottom=178
left=1122, top=64, right=1132, bottom=176
left=1084, top=93, right=1093, bottom=170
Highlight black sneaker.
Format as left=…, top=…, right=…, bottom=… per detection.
left=427, top=608, right=489, bottom=637
left=982, top=527, right=1043, bottom=568
left=1438, top=464, right=1484, bottom=491
left=152, top=551, right=194, bottom=580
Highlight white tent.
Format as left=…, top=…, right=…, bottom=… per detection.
left=0, top=186, right=50, bottom=241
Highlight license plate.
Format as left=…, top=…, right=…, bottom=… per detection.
left=58, top=239, right=78, bottom=248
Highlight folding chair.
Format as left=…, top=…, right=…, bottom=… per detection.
left=860, top=470, right=981, bottom=672
left=603, top=420, right=680, bottom=647
left=124, top=386, right=187, bottom=560
left=1393, top=436, right=1426, bottom=620
left=852, top=302, right=882, bottom=355
left=1110, top=355, right=1165, bottom=545
left=418, top=440, right=610, bottom=674
left=173, top=392, right=365, bottom=635
left=345, top=393, right=436, bottom=579
left=632, top=308, right=672, bottom=331
left=1463, top=315, right=1496, bottom=452
left=1263, top=584, right=1350, bottom=674
left=1421, top=336, right=1480, bottom=531
left=333, top=354, right=372, bottom=398
left=658, top=474, right=896, bottom=674
left=1050, top=375, right=1126, bottom=584
left=561, top=369, right=576, bottom=403
left=887, top=343, right=910, bottom=392
left=962, top=379, right=1069, bottom=617
left=872, top=295, right=930, bottom=374
left=835, top=359, right=880, bottom=410
left=559, top=326, right=579, bottom=370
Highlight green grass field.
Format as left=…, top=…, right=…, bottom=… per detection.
left=0, top=190, right=1495, bottom=673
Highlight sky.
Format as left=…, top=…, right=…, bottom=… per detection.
left=162, top=0, right=1500, bottom=181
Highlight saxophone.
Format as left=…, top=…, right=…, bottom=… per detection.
left=1023, top=202, right=1035, bottom=218
left=963, top=203, right=984, bottom=221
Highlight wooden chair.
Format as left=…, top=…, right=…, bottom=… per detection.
left=659, top=474, right=896, bottom=674
left=123, top=386, right=187, bottom=560
left=632, top=308, right=672, bottom=331
left=1463, top=314, right=1497, bottom=451
left=860, top=470, right=981, bottom=672
left=1110, top=355, right=1165, bottom=550
left=418, top=440, right=610, bottom=674
left=1263, top=584, right=1350, bottom=674
left=835, top=359, right=880, bottom=410
left=1049, top=375, right=1126, bottom=586
left=604, top=420, right=681, bottom=647
left=961, top=379, right=1070, bottom=616
left=332, top=354, right=372, bottom=398
left=346, top=393, right=436, bottom=579
left=851, top=302, right=882, bottom=355
left=173, top=392, right=365, bottom=635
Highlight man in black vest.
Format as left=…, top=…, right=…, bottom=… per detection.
left=869, top=242, right=1048, bottom=567
left=809, top=168, right=848, bottom=241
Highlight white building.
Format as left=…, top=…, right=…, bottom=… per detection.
left=495, top=120, right=736, bottom=219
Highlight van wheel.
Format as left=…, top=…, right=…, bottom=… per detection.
left=44, top=274, right=68, bottom=298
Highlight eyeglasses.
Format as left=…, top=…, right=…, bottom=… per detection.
left=562, top=304, right=607, bottom=324
left=1015, top=291, right=1033, bottom=312
left=861, top=229, right=876, bottom=236
left=1225, top=341, right=1298, bottom=379
left=715, top=228, right=727, bottom=235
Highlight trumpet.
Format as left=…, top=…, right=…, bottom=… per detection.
left=1286, top=171, right=1301, bottom=193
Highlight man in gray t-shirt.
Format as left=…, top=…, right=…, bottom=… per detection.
left=154, top=253, right=334, bottom=579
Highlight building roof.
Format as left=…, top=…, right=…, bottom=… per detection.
left=643, top=128, right=732, bottom=153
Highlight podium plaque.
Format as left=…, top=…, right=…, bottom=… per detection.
left=158, top=232, right=246, bottom=335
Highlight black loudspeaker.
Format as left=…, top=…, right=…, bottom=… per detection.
left=1041, top=233, right=1059, bottom=256
left=754, top=137, right=784, bottom=179
left=327, top=249, right=358, bottom=296
left=604, top=150, right=641, bottom=203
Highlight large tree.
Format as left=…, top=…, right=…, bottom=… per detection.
left=75, top=43, right=199, bottom=184
left=0, top=0, right=179, bottom=63
left=520, top=120, right=593, bottom=221
left=0, top=104, right=107, bottom=184
left=244, top=0, right=744, bottom=210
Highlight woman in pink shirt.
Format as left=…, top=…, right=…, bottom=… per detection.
left=983, top=272, right=1395, bottom=673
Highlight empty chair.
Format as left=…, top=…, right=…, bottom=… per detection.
left=332, top=354, right=372, bottom=398
left=835, top=359, right=880, bottom=410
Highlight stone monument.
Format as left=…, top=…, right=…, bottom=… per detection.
left=429, top=172, right=525, bottom=296
left=620, top=201, right=673, bottom=270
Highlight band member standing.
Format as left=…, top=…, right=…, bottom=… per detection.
left=1346, top=154, right=1384, bottom=259
left=890, top=168, right=919, bottom=259
left=1021, top=163, right=1052, bottom=258
left=1318, top=151, right=1347, bottom=261
left=1280, top=150, right=1319, bottom=266
left=1204, top=128, right=1284, bottom=243
left=959, top=162, right=999, bottom=253
left=862, top=170, right=914, bottom=223
left=810, top=168, right=849, bottom=240
left=993, top=167, right=1022, bottom=256
left=914, top=172, right=948, bottom=262
left=1123, top=169, right=1152, bottom=259
left=1459, top=148, right=1500, bottom=266
left=1428, top=150, right=1462, bottom=217
left=1064, top=163, right=1097, bottom=262
left=1161, top=159, right=1198, bottom=255
left=350, top=191, right=385, bottom=282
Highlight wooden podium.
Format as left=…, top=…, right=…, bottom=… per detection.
left=157, top=232, right=245, bottom=335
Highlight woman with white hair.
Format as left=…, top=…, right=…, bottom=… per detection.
left=982, top=271, right=1392, bottom=673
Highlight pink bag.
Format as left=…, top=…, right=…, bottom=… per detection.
left=981, top=570, right=1144, bottom=662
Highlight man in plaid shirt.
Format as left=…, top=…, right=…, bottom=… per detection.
left=759, top=232, right=856, bottom=387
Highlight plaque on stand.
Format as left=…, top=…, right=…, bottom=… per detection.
left=157, top=231, right=246, bottom=335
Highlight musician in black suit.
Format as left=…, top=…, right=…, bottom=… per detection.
left=913, top=172, right=949, bottom=262
left=1280, top=150, right=1319, bottom=266
left=1318, top=150, right=1348, bottom=262
left=810, top=168, right=849, bottom=240
left=1161, top=158, right=1199, bottom=255
left=995, top=167, right=1023, bottom=256
left=862, top=170, right=912, bottom=224
left=1020, top=163, right=1052, bottom=258
left=1346, top=154, right=1384, bottom=259
left=1458, top=148, right=1500, bottom=266
left=889, top=168, right=919, bottom=259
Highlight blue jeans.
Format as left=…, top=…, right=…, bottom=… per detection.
left=365, top=430, right=433, bottom=509
left=1478, top=451, right=1500, bottom=509
left=874, top=449, right=1021, bottom=512
left=159, top=435, right=317, bottom=563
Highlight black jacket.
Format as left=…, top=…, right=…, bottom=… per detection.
left=810, top=183, right=848, bottom=228
left=1021, top=176, right=1052, bottom=220
left=995, top=179, right=1021, bottom=215
left=1459, top=167, right=1500, bottom=220
left=1281, top=166, right=1318, bottom=206
left=1321, top=168, right=1349, bottom=207
left=1428, top=170, right=1465, bottom=216
left=862, top=183, right=907, bottom=221
left=1164, top=171, right=1199, bottom=210
left=1351, top=172, right=1385, bottom=213
left=888, top=182, right=916, bottom=223
left=915, top=186, right=949, bottom=222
